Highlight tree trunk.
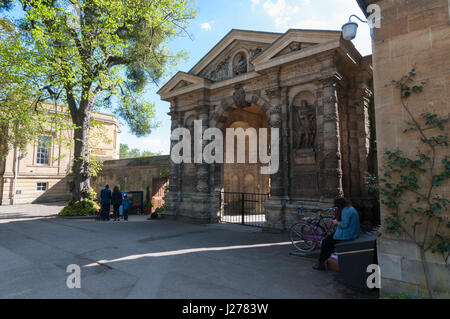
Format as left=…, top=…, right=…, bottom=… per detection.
left=71, top=104, right=92, bottom=202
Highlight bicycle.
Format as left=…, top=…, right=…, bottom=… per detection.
left=289, top=206, right=337, bottom=253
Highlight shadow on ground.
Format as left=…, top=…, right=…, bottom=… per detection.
left=0, top=208, right=378, bottom=299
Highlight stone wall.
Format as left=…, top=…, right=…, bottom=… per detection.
left=359, top=0, right=450, bottom=298
left=91, top=156, right=170, bottom=202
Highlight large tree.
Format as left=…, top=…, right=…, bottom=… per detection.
left=2, top=0, right=195, bottom=201
left=0, top=16, right=73, bottom=161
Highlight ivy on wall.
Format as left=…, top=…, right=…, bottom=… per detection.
left=369, top=68, right=449, bottom=298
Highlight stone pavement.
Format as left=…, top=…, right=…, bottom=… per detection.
left=0, top=203, right=371, bottom=299
left=0, top=202, right=66, bottom=221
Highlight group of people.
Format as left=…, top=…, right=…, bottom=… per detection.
left=99, top=185, right=131, bottom=221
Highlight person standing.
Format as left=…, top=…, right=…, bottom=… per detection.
left=112, top=186, right=123, bottom=221
left=100, top=185, right=112, bottom=221
left=122, top=195, right=131, bottom=221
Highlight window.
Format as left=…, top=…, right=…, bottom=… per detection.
left=36, top=136, right=51, bottom=165
left=36, top=182, right=48, bottom=192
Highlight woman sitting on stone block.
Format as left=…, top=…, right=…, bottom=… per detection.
left=313, top=197, right=360, bottom=271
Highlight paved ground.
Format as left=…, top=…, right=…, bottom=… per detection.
left=0, top=203, right=370, bottom=299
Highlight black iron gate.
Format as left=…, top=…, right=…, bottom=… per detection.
left=220, top=192, right=269, bottom=227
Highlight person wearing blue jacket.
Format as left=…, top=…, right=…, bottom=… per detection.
left=313, top=197, right=360, bottom=270
left=100, top=185, right=112, bottom=221
left=122, top=195, right=131, bottom=221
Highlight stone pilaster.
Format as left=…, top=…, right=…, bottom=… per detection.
left=266, top=86, right=284, bottom=198
left=319, top=76, right=343, bottom=199
left=263, top=71, right=288, bottom=232
left=164, top=100, right=182, bottom=218
left=196, top=105, right=210, bottom=194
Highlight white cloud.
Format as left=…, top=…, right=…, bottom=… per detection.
left=301, top=0, right=311, bottom=6
left=200, top=22, right=212, bottom=31
left=251, top=0, right=260, bottom=5
left=262, top=0, right=300, bottom=28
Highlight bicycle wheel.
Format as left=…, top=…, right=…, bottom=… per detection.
left=290, top=223, right=318, bottom=253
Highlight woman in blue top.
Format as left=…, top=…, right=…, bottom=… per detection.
left=313, top=197, right=360, bottom=270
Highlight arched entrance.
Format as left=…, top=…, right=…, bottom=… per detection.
left=219, top=104, right=270, bottom=227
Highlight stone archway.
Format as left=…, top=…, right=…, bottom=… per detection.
left=221, top=104, right=270, bottom=195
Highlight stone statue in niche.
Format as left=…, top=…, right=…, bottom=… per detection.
left=233, top=53, right=247, bottom=75
left=295, top=100, right=316, bottom=149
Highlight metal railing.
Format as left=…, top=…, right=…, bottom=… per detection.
left=220, top=192, right=269, bottom=227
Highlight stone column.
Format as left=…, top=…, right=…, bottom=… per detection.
left=165, top=101, right=181, bottom=218
left=196, top=105, right=210, bottom=194
left=168, top=112, right=179, bottom=194
left=192, top=98, right=213, bottom=223
left=319, top=76, right=343, bottom=200
left=266, top=87, right=284, bottom=198
left=263, top=71, right=288, bottom=232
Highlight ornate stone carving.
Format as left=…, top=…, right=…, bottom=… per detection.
left=289, top=42, right=301, bottom=52
left=233, top=53, right=247, bottom=75
left=208, top=56, right=230, bottom=81
left=294, top=100, right=316, bottom=149
left=232, top=85, right=250, bottom=108
left=249, top=48, right=262, bottom=59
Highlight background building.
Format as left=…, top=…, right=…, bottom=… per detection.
left=0, top=108, right=120, bottom=205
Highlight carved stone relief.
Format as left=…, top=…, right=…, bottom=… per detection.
left=249, top=48, right=263, bottom=59
left=233, top=84, right=250, bottom=108
left=208, top=56, right=230, bottom=81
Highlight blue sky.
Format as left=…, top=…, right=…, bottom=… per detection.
left=122, top=0, right=372, bottom=155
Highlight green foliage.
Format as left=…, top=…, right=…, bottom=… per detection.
left=375, top=68, right=450, bottom=298
left=143, top=200, right=153, bottom=208
left=0, top=17, right=74, bottom=160
left=10, top=0, right=195, bottom=136
left=120, top=143, right=161, bottom=159
left=89, top=157, right=103, bottom=178
left=59, top=198, right=100, bottom=216
left=86, top=187, right=98, bottom=201
left=1, top=0, right=195, bottom=200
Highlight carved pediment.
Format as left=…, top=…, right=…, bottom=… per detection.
left=170, top=80, right=194, bottom=91
left=272, top=41, right=315, bottom=59
left=189, top=30, right=281, bottom=81
left=157, top=71, right=210, bottom=100
left=252, top=29, right=342, bottom=69
left=199, top=44, right=265, bottom=82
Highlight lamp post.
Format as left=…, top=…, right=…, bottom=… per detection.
left=341, top=14, right=369, bottom=41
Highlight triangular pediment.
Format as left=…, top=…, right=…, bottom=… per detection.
left=171, top=80, right=194, bottom=91
left=157, top=72, right=210, bottom=100
left=252, top=29, right=342, bottom=65
left=189, top=29, right=281, bottom=78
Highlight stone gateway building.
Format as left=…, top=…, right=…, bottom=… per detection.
left=158, top=29, right=376, bottom=231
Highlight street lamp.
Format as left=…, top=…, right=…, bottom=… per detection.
left=341, top=14, right=368, bottom=41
